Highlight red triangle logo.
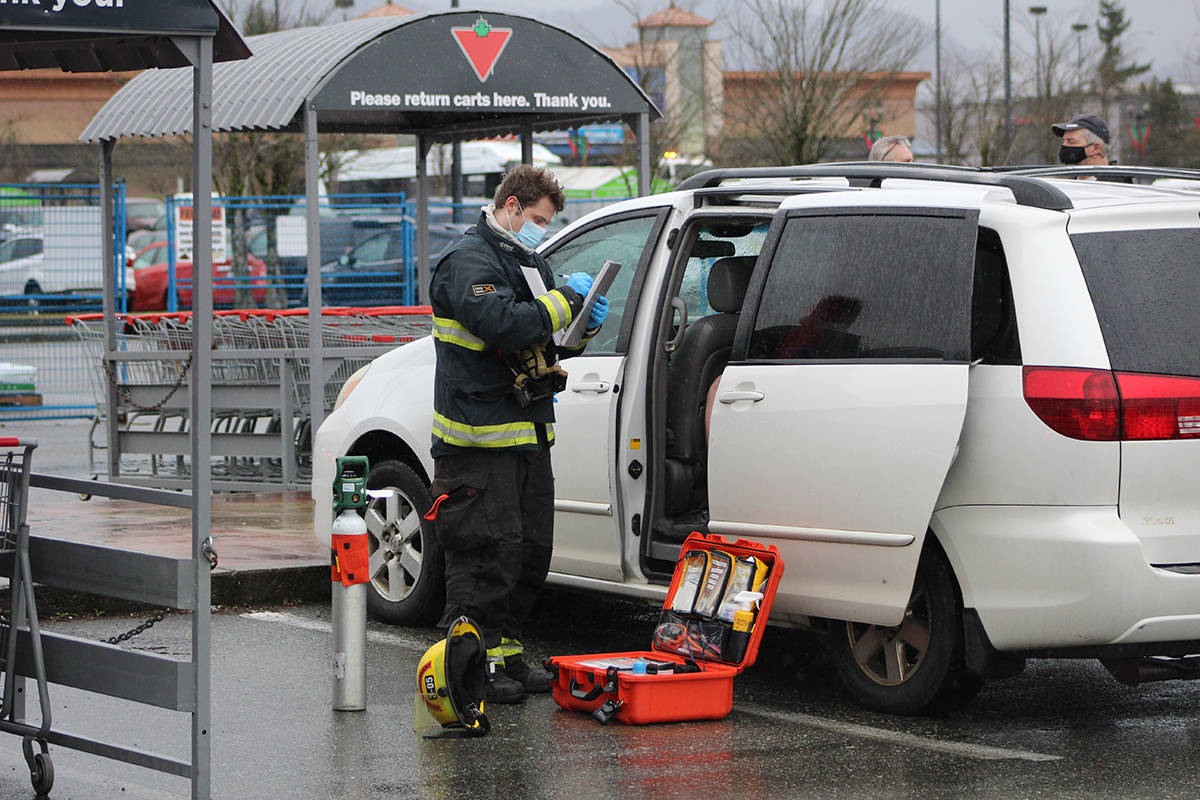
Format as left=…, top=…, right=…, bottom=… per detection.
left=451, top=19, right=512, bottom=83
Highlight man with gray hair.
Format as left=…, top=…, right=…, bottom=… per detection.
left=868, top=135, right=914, bottom=162
left=1051, top=114, right=1111, bottom=167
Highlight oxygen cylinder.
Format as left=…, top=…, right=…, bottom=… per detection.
left=332, top=506, right=368, bottom=710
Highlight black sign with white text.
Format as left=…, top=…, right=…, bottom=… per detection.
left=313, top=12, right=653, bottom=121
left=0, top=0, right=219, bottom=35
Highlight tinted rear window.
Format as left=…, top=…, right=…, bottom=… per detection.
left=1072, top=228, right=1200, bottom=376
left=747, top=213, right=973, bottom=362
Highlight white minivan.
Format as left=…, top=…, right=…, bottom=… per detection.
left=313, top=164, right=1200, bottom=714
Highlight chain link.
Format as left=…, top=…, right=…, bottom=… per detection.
left=201, top=537, right=219, bottom=570
left=103, top=607, right=171, bottom=645
left=103, top=351, right=193, bottom=413
left=101, top=539, right=218, bottom=646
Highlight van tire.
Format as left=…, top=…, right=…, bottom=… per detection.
left=827, top=543, right=982, bottom=715
left=362, top=459, right=444, bottom=626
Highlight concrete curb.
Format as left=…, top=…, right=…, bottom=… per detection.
left=1, top=564, right=329, bottom=618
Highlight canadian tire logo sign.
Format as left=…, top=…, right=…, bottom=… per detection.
left=451, top=17, right=512, bottom=83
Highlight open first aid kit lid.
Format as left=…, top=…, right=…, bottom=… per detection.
left=653, top=532, right=785, bottom=672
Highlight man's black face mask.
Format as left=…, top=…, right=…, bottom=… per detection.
left=1059, top=144, right=1088, bottom=164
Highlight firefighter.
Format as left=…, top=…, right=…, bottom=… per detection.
left=425, top=165, right=607, bottom=704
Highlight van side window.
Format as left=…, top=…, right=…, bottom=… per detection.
left=971, top=228, right=1021, bottom=364
left=747, top=213, right=972, bottom=362
left=542, top=214, right=660, bottom=355
left=676, top=222, right=769, bottom=321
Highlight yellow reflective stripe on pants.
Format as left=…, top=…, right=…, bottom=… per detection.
left=432, top=316, right=486, bottom=351
left=499, top=637, right=523, bottom=658
left=432, top=413, right=554, bottom=449
left=535, top=290, right=573, bottom=332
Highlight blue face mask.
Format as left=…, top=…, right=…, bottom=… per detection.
left=516, top=219, right=546, bottom=249
left=509, top=200, right=547, bottom=249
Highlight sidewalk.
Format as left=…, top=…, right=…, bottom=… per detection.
left=4, top=417, right=328, bottom=611
left=29, top=486, right=329, bottom=610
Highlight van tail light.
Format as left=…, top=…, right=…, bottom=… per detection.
left=1023, top=367, right=1119, bottom=441
left=1023, top=366, right=1200, bottom=441
left=1115, top=372, right=1200, bottom=440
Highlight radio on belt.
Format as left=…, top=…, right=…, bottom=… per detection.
left=544, top=532, right=784, bottom=725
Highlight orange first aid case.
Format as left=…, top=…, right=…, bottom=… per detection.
left=544, top=532, right=784, bottom=725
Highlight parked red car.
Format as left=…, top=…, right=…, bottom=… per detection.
left=130, top=241, right=268, bottom=311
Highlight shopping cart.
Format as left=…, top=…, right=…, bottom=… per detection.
left=67, top=308, right=432, bottom=488
left=0, top=438, right=53, bottom=795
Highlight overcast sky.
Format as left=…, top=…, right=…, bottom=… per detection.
left=319, top=0, right=1197, bottom=82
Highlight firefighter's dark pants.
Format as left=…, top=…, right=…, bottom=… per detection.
left=429, top=445, right=553, bottom=650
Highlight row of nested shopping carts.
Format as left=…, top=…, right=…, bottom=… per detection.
left=0, top=439, right=54, bottom=794
left=66, top=307, right=432, bottom=485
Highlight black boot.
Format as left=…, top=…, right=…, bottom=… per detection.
left=503, top=655, right=552, bottom=694
left=486, top=658, right=526, bottom=704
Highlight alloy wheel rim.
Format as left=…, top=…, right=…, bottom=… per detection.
left=844, top=583, right=932, bottom=687
left=363, top=485, right=423, bottom=602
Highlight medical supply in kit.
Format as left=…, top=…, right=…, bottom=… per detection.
left=692, top=549, right=732, bottom=618
left=716, top=556, right=760, bottom=622
left=670, top=549, right=708, bottom=613
left=723, top=591, right=764, bottom=663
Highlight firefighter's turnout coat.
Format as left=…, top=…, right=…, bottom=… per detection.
left=429, top=208, right=589, bottom=458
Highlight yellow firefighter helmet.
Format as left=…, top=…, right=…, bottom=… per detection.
left=416, top=616, right=490, bottom=736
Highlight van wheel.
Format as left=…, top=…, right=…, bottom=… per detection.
left=828, top=544, right=982, bottom=715
left=363, top=459, right=443, bottom=626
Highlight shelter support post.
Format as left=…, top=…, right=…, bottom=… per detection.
left=99, top=138, right=121, bottom=480
left=416, top=135, right=431, bottom=305
left=304, top=100, right=324, bottom=435
left=520, top=125, right=533, bottom=164
left=451, top=141, right=464, bottom=224
left=637, top=112, right=650, bottom=197
left=184, top=32, right=215, bottom=800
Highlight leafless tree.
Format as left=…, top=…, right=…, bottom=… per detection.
left=1020, top=14, right=1098, bottom=164
left=923, top=7, right=1100, bottom=168
left=718, top=0, right=928, bottom=166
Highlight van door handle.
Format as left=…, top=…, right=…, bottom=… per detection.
left=571, top=381, right=611, bottom=394
left=717, top=390, right=765, bottom=404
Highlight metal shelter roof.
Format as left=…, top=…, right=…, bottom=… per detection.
left=0, top=0, right=249, bottom=73
left=82, top=16, right=399, bottom=141
left=81, top=10, right=660, bottom=143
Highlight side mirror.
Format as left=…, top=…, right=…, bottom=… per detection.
left=339, top=254, right=351, bottom=266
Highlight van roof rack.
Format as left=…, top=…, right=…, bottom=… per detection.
left=675, top=162, right=1073, bottom=211
left=988, top=165, right=1200, bottom=184
left=690, top=184, right=852, bottom=208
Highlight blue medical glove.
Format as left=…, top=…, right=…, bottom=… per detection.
left=589, top=294, right=608, bottom=328
left=565, top=272, right=593, bottom=297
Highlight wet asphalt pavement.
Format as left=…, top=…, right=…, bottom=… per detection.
left=3, top=422, right=1200, bottom=799
left=0, top=591, right=1196, bottom=800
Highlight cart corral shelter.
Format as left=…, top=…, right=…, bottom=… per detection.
left=0, top=3, right=249, bottom=798
left=83, top=9, right=660, bottom=440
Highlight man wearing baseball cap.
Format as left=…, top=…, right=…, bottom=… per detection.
left=1051, top=114, right=1111, bottom=167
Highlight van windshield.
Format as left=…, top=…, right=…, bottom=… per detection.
left=1071, top=227, right=1200, bottom=377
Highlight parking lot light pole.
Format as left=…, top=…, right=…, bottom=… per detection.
left=451, top=0, right=463, bottom=223
left=1004, top=0, right=1013, bottom=154
left=1072, top=22, right=1088, bottom=74
left=935, top=0, right=942, bottom=162
left=1030, top=6, right=1047, bottom=106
